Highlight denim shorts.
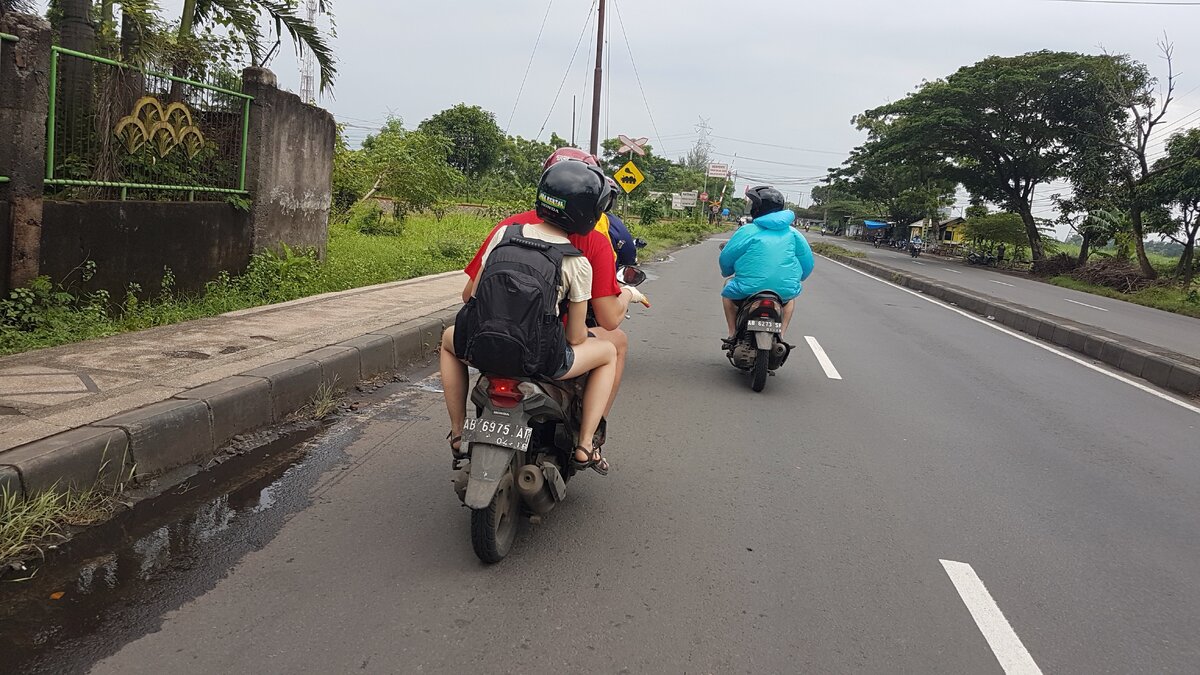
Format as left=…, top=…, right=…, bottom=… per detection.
left=551, top=344, right=575, bottom=379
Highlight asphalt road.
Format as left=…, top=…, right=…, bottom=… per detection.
left=12, top=235, right=1200, bottom=674
left=834, top=236, right=1200, bottom=360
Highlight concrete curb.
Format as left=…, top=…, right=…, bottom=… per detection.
left=1, top=308, right=458, bottom=498
left=825, top=253, right=1200, bottom=398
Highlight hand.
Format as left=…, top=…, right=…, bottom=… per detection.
left=623, top=286, right=650, bottom=308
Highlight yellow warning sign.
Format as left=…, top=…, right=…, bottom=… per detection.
left=614, top=161, right=645, bottom=193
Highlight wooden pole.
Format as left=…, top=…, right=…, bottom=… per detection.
left=588, top=0, right=606, bottom=156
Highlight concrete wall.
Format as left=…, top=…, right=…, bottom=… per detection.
left=41, top=201, right=252, bottom=296
left=0, top=13, right=52, bottom=294
left=242, top=67, right=334, bottom=257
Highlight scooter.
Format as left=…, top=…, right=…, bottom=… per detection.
left=909, top=241, right=923, bottom=258
left=454, top=267, right=648, bottom=563
left=967, top=250, right=997, bottom=266
left=726, top=292, right=790, bottom=392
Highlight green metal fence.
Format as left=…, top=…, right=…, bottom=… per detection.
left=0, top=32, right=20, bottom=185
left=45, top=46, right=252, bottom=200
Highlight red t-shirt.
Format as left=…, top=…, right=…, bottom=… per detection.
left=464, top=210, right=621, bottom=299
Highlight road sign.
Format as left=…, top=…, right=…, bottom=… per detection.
left=614, top=161, right=645, bottom=193
left=680, top=191, right=698, bottom=207
left=707, top=163, right=730, bottom=179
left=617, top=134, right=649, bottom=157
left=699, top=191, right=709, bottom=202
left=671, top=194, right=684, bottom=210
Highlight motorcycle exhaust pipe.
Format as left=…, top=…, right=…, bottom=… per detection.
left=516, top=465, right=555, bottom=515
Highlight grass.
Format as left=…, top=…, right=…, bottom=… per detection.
left=1, top=446, right=133, bottom=568
left=308, top=381, right=340, bottom=419
left=1053, top=243, right=1181, bottom=276
left=810, top=242, right=865, bottom=259
left=1048, top=276, right=1200, bottom=318
left=0, top=211, right=729, bottom=357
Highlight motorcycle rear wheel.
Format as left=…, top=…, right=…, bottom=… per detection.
left=471, top=471, right=520, bottom=563
left=751, top=348, right=770, bottom=392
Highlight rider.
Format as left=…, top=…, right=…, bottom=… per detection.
left=719, top=186, right=815, bottom=347
left=603, top=177, right=639, bottom=267
left=441, top=160, right=619, bottom=475
left=462, top=148, right=645, bottom=437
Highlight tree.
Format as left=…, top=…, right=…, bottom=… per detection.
left=418, top=104, right=505, bottom=181
left=179, top=0, right=336, bottom=93
left=358, top=118, right=464, bottom=219
left=829, top=141, right=956, bottom=235
left=963, top=212, right=1031, bottom=253
left=1146, top=129, right=1200, bottom=284
left=853, top=51, right=1124, bottom=261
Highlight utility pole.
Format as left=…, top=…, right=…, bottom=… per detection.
left=571, top=95, right=576, bottom=147
left=589, top=0, right=606, bottom=156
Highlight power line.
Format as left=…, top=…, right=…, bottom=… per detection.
left=537, top=0, right=597, bottom=142
left=709, top=134, right=846, bottom=156
left=1045, top=0, right=1200, bottom=5
left=506, top=0, right=555, bottom=134
left=611, top=0, right=663, bottom=148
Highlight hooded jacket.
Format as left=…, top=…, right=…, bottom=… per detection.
left=718, top=209, right=814, bottom=301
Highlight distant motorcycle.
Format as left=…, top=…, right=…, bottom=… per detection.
left=966, top=250, right=997, bottom=267
left=909, top=242, right=923, bottom=258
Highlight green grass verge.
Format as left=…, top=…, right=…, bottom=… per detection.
left=1049, top=275, right=1200, bottom=318
left=810, top=242, right=865, bottom=259
left=0, top=213, right=729, bottom=356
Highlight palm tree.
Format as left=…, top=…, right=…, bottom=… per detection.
left=180, top=0, right=336, bottom=91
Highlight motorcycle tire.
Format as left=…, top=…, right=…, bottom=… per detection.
left=751, top=348, right=770, bottom=392
left=471, top=470, right=519, bottom=563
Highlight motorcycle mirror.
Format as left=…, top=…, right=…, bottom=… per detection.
left=619, top=266, right=647, bottom=287
left=633, top=237, right=648, bottom=249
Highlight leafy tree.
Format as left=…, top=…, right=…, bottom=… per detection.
left=830, top=142, right=956, bottom=235
left=853, top=51, right=1124, bottom=261
left=358, top=118, right=464, bottom=220
left=418, top=104, right=505, bottom=181
left=1146, top=129, right=1200, bottom=283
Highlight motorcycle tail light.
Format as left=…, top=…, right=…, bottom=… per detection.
left=487, top=378, right=524, bottom=408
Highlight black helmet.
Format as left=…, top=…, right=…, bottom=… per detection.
left=536, top=161, right=608, bottom=235
left=604, top=177, right=621, bottom=212
left=746, top=185, right=785, bottom=219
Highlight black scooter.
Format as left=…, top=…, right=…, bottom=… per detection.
left=726, top=292, right=790, bottom=392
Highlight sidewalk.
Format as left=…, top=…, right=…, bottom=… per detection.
left=819, top=245, right=1200, bottom=397
left=834, top=237, right=1200, bottom=361
left=1, top=271, right=465, bottom=497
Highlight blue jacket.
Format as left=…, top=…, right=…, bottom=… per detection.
left=607, top=213, right=638, bottom=266
left=719, top=210, right=814, bottom=301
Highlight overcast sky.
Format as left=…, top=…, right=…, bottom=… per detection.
left=38, top=0, right=1200, bottom=228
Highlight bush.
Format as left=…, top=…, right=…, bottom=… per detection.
left=1031, top=253, right=1080, bottom=277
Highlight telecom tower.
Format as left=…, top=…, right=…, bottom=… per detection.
left=298, top=0, right=318, bottom=105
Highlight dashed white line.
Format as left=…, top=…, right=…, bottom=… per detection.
left=943, top=268, right=963, bottom=274
left=819, top=255, right=1200, bottom=415
left=804, top=336, right=842, bottom=380
left=990, top=280, right=1015, bottom=287
left=940, top=560, right=1043, bottom=675
left=1064, top=298, right=1110, bottom=312
left=912, top=260, right=926, bottom=265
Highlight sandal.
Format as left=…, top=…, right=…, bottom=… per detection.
left=572, top=444, right=610, bottom=476
left=447, top=431, right=467, bottom=459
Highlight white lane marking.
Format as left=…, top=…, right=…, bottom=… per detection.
left=940, top=560, right=1043, bottom=675
left=1064, top=298, right=1110, bottom=312
left=943, top=268, right=963, bottom=274
left=804, top=336, right=842, bottom=380
left=912, top=260, right=926, bottom=265
left=990, top=280, right=1016, bottom=287
left=820, top=255, right=1200, bottom=415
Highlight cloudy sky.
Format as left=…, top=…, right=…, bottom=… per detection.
left=280, top=0, right=1200, bottom=221
left=37, top=0, right=1200, bottom=223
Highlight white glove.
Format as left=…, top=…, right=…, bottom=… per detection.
left=623, top=286, right=650, bottom=308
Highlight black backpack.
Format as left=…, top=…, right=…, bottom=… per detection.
left=454, top=225, right=582, bottom=377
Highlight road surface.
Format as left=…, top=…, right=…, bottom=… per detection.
left=835, top=236, right=1200, bottom=360
left=7, top=235, right=1200, bottom=674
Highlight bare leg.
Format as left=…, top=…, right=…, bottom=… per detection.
left=589, top=326, right=627, bottom=417
left=557, top=338, right=617, bottom=469
left=722, top=296, right=739, bottom=338
left=439, top=326, right=469, bottom=453
left=782, top=300, right=796, bottom=335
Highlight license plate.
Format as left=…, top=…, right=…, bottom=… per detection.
left=463, top=416, right=533, bottom=451
left=746, top=319, right=783, bottom=333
